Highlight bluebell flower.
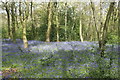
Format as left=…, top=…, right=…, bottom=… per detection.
left=85, top=77, right=91, bottom=78
left=2, top=59, right=6, bottom=61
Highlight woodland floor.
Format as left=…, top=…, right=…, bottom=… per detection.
left=1, top=39, right=119, bottom=78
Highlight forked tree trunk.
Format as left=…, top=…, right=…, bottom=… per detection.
left=100, top=2, right=115, bottom=57
left=19, top=1, right=28, bottom=48
left=90, top=1, right=115, bottom=57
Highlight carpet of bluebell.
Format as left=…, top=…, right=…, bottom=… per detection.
left=2, top=39, right=119, bottom=78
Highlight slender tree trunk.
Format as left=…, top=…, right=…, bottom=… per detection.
left=71, top=9, right=75, bottom=41
left=19, top=1, right=22, bottom=28
left=19, top=1, right=22, bottom=19
left=89, top=19, right=92, bottom=41
left=5, top=4, right=11, bottom=39
left=118, top=1, right=120, bottom=39
left=56, top=3, right=60, bottom=42
left=100, top=2, right=103, bottom=41
left=65, top=2, right=67, bottom=41
left=56, top=16, right=59, bottom=42
left=100, top=2, right=115, bottom=57
left=15, top=7, right=18, bottom=29
left=30, top=1, right=35, bottom=39
left=118, top=1, right=120, bottom=79
left=90, top=1, right=115, bottom=57
left=11, top=2, right=16, bottom=43
left=90, top=1, right=100, bottom=42
left=46, top=2, right=52, bottom=42
left=79, top=17, right=83, bottom=42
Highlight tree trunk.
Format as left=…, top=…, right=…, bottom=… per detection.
left=79, top=17, right=83, bottom=42
left=30, top=1, right=35, bottom=39
left=11, top=2, right=16, bottom=43
left=71, top=8, right=75, bottom=41
left=118, top=1, right=120, bottom=41
left=5, top=3, right=11, bottom=39
left=19, top=1, right=28, bottom=48
left=65, top=2, right=67, bottom=41
left=46, top=2, right=52, bottom=42
left=22, top=20, right=28, bottom=48
left=100, top=2, right=115, bottom=57
left=90, top=1, right=100, bottom=42
left=22, top=2, right=29, bottom=48
left=15, top=6, right=18, bottom=29
left=90, top=1, right=115, bottom=57
left=118, top=1, right=120, bottom=79
left=56, top=3, right=60, bottom=42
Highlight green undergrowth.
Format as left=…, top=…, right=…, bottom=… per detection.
left=2, top=49, right=118, bottom=78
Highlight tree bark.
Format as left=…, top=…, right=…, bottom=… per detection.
left=118, top=1, right=120, bottom=79
left=30, top=1, right=35, bottom=39
left=22, top=20, right=28, bottom=48
left=11, top=2, right=16, bottom=43
left=71, top=7, right=76, bottom=41
left=19, top=1, right=28, bottom=48
left=46, top=2, right=52, bottom=42
left=90, top=1, right=100, bottom=42
left=100, top=2, right=115, bottom=57
left=79, top=16, right=83, bottom=42
left=55, top=3, right=60, bottom=42
left=15, top=6, right=18, bottom=29
left=22, top=2, right=29, bottom=48
left=90, top=1, right=115, bottom=57
left=65, top=2, right=67, bottom=41
left=5, top=3, right=11, bottom=39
